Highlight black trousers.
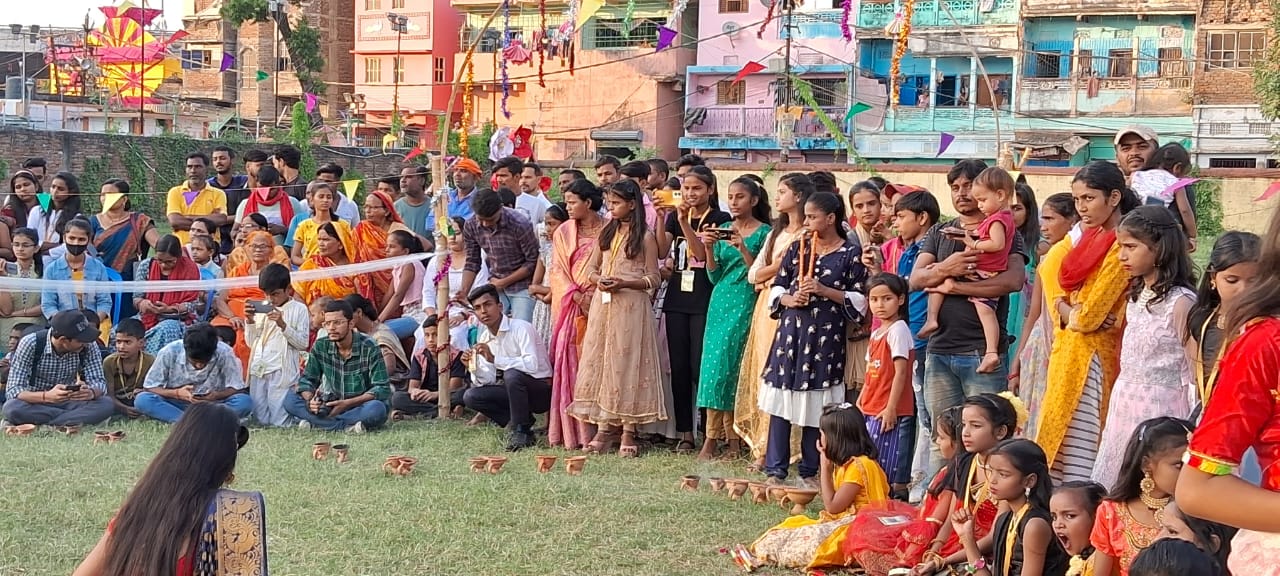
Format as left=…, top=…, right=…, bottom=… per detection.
left=390, top=387, right=467, bottom=418
left=462, top=370, right=551, bottom=429
left=665, top=311, right=707, bottom=433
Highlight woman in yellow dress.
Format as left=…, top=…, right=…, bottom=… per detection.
left=742, top=404, right=890, bottom=571
left=734, top=173, right=813, bottom=468
left=290, top=181, right=351, bottom=267
left=1036, top=162, right=1140, bottom=483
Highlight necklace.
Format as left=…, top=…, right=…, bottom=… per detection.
left=1139, top=491, right=1170, bottom=522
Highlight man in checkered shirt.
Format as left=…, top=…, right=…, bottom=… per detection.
left=2, top=310, right=114, bottom=426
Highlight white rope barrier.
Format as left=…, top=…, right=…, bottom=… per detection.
left=0, top=253, right=433, bottom=293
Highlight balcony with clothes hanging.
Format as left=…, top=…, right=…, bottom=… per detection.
left=855, top=40, right=1016, bottom=133
left=679, top=71, right=853, bottom=152
left=1019, top=16, right=1194, bottom=117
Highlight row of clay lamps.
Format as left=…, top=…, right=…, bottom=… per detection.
left=679, top=475, right=819, bottom=514
left=469, top=455, right=589, bottom=475
left=3, top=424, right=126, bottom=443
left=311, top=441, right=351, bottom=463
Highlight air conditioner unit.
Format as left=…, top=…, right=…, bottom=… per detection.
left=767, top=58, right=786, bottom=73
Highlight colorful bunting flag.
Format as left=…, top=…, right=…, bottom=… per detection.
left=1165, top=178, right=1200, bottom=198
left=220, top=53, right=235, bottom=73
left=36, top=193, right=52, bottom=211
left=844, top=101, right=872, bottom=123
left=304, top=93, right=318, bottom=113
left=576, top=0, right=604, bottom=28
left=1257, top=181, right=1280, bottom=202
left=342, top=180, right=361, bottom=199
left=733, top=61, right=766, bottom=85
left=656, top=26, right=677, bottom=51
left=182, top=190, right=200, bottom=206
left=405, top=147, right=425, bottom=162
left=255, top=70, right=269, bottom=82
left=1008, top=170, right=1021, bottom=182
left=936, top=132, right=954, bottom=157
left=100, top=193, right=125, bottom=215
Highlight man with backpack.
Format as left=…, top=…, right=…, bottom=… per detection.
left=1, top=310, right=114, bottom=427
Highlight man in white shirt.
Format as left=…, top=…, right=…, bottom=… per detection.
left=461, top=284, right=553, bottom=451
left=516, top=161, right=552, bottom=225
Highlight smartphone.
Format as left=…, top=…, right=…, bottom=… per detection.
left=250, top=300, right=276, bottom=314
left=710, top=228, right=736, bottom=240
left=63, top=384, right=82, bottom=393
left=941, top=227, right=969, bottom=239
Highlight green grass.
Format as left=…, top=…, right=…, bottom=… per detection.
left=0, top=420, right=799, bottom=575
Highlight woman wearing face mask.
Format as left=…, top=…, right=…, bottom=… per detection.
left=40, top=218, right=112, bottom=330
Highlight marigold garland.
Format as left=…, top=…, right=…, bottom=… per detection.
left=460, top=60, right=474, bottom=157
left=888, top=0, right=914, bottom=109
left=538, top=0, right=547, bottom=87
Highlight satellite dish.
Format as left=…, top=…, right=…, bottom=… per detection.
left=760, top=0, right=774, bottom=7
left=722, top=21, right=741, bottom=36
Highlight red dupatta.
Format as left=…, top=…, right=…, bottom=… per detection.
left=140, top=252, right=203, bottom=329
left=242, top=186, right=294, bottom=225
left=1058, top=226, right=1117, bottom=293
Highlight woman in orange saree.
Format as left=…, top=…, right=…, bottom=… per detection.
left=547, top=180, right=605, bottom=450
left=295, top=221, right=374, bottom=305
left=213, top=230, right=292, bottom=371
left=352, top=189, right=411, bottom=307
left=222, top=213, right=289, bottom=275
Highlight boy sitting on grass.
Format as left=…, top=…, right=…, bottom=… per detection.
left=103, top=318, right=153, bottom=419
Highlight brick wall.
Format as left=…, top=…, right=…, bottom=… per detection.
left=1194, top=0, right=1272, bottom=105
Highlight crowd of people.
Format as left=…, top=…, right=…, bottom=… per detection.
left=2, top=124, right=1276, bottom=575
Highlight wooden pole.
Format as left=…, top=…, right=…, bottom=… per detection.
left=433, top=3, right=504, bottom=417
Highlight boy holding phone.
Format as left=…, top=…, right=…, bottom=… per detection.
left=103, top=318, right=154, bottom=418
left=245, top=263, right=310, bottom=427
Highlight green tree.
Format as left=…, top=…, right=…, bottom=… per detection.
left=1255, top=0, right=1280, bottom=141
left=221, top=0, right=326, bottom=114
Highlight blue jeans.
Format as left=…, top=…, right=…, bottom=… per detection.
left=923, top=351, right=1006, bottom=472
left=500, top=288, right=536, bottom=323
left=134, top=391, right=253, bottom=424
left=282, top=389, right=389, bottom=431
left=385, top=317, right=419, bottom=340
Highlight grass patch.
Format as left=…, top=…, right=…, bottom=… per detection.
left=0, top=420, right=797, bottom=575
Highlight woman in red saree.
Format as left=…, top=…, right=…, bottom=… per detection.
left=353, top=189, right=411, bottom=307
left=133, top=235, right=204, bottom=354
left=295, top=221, right=374, bottom=305
left=547, top=180, right=605, bottom=450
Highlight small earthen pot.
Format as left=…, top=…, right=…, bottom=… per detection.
left=107, top=431, right=126, bottom=444
left=57, top=425, right=81, bottom=436
left=535, top=455, right=558, bottom=473
left=396, top=456, right=418, bottom=476
left=93, top=430, right=111, bottom=444
left=5, top=423, right=36, bottom=437
left=485, top=456, right=509, bottom=474
left=679, top=475, right=701, bottom=492
left=767, top=486, right=789, bottom=504
left=383, top=456, right=404, bottom=474
left=707, top=477, right=727, bottom=494
left=785, top=488, right=820, bottom=515
left=312, top=441, right=332, bottom=461
left=468, top=456, right=489, bottom=473
left=726, top=479, right=750, bottom=501
left=748, top=482, right=769, bottom=504
left=565, top=455, right=588, bottom=476
left=333, top=444, right=350, bottom=464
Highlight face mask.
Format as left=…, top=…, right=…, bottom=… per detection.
left=65, top=244, right=87, bottom=256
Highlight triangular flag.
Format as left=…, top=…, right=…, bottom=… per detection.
left=844, top=101, right=872, bottom=123
left=382, top=133, right=398, bottom=152
left=342, top=180, right=360, bottom=198
left=576, top=0, right=605, bottom=28
left=655, top=26, right=677, bottom=51
left=252, top=187, right=270, bottom=198
left=220, top=53, right=235, bottom=73
left=304, top=93, right=318, bottom=113
left=182, top=190, right=199, bottom=206
left=1164, top=177, right=1200, bottom=198
left=255, top=70, right=269, bottom=82
left=100, top=193, right=125, bottom=215
left=733, top=61, right=766, bottom=85
left=936, top=132, right=955, bottom=157
left=404, top=147, right=424, bottom=162
left=1257, top=181, right=1280, bottom=202
left=36, top=193, right=51, bottom=211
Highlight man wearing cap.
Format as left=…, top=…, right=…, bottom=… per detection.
left=425, top=158, right=483, bottom=236
left=1, top=310, right=114, bottom=427
left=134, top=323, right=252, bottom=424
left=1114, top=125, right=1158, bottom=178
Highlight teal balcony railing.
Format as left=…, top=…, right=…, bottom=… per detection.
left=858, top=0, right=1019, bottom=29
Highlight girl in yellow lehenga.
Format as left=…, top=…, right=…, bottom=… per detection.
left=1035, top=162, right=1138, bottom=483
left=733, top=173, right=813, bottom=468
left=738, top=404, right=890, bottom=571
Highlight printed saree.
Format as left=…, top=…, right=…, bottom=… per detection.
left=193, top=489, right=268, bottom=576
left=295, top=224, right=374, bottom=305
left=352, top=190, right=409, bottom=306
left=547, top=219, right=600, bottom=449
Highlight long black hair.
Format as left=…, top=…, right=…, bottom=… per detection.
left=1225, top=200, right=1280, bottom=339
left=728, top=176, right=772, bottom=225
left=563, top=178, right=604, bottom=212
left=1187, top=231, right=1261, bottom=338
left=102, top=403, right=247, bottom=576
left=764, top=173, right=816, bottom=265
left=598, top=179, right=648, bottom=260
left=1015, top=181, right=1040, bottom=260
left=388, top=229, right=426, bottom=256
left=1109, top=416, right=1192, bottom=501
left=989, top=438, right=1054, bottom=511
left=806, top=191, right=849, bottom=240
left=1117, top=206, right=1197, bottom=310
left=962, top=393, right=1019, bottom=443
left=6, top=170, right=40, bottom=229
left=1168, top=503, right=1237, bottom=571
left=1071, top=161, right=1143, bottom=217
left=928, top=406, right=964, bottom=498
left=49, top=171, right=84, bottom=237
left=11, top=227, right=43, bottom=277
left=819, top=403, right=878, bottom=463
left=682, top=165, right=721, bottom=211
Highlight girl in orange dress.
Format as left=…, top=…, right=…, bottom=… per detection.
left=294, top=222, right=373, bottom=305
left=1176, top=205, right=1280, bottom=576
left=1088, top=417, right=1190, bottom=576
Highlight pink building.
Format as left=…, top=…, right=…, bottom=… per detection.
left=352, top=0, right=462, bottom=144
left=681, top=0, right=857, bottom=162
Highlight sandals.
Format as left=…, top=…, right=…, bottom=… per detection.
left=584, top=430, right=620, bottom=454
left=619, top=430, right=640, bottom=458
left=673, top=439, right=696, bottom=454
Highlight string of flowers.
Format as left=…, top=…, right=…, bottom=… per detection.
left=460, top=60, right=474, bottom=157
left=432, top=253, right=453, bottom=286
left=501, top=0, right=512, bottom=118
left=888, top=0, right=914, bottom=109
left=839, top=0, right=852, bottom=42
left=538, top=0, right=547, bottom=87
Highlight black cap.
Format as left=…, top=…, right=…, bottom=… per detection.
left=50, top=310, right=100, bottom=344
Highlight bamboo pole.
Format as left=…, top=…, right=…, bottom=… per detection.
left=433, top=3, right=505, bottom=417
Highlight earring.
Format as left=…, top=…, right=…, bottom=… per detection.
left=1024, top=486, right=1031, bottom=498
left=225, top=473, right=236, bottom=486
left=1140, top=472, right=1155, bottom=497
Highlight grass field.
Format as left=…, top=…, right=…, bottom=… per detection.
left=0, top=419, right=805, bottom=575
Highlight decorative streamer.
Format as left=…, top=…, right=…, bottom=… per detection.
left=655, top=26, right=678, bottom=51
left=538, top=0, right=547, bottom=87
left=844, top=101, right=872, bottom=123
left=888, top=0, right=914, bottom=109
left=255, top=70, right=269, bottom=82
left=839, top=0, right=853, bottom=42
left=793, top=77, right=874, bottom=171
left=1257, top=181, right=1280, bottom=202
left=623, top=0, right=636, bottom=38
left=733, top=61, right=766, bottom=84
left=219, top=53, right=235, bottom=73
left=758, top=0, right=777, bottom=38
left=460, top=60, right=474, bottom=158
left=501, top=0, right=512, bottom=118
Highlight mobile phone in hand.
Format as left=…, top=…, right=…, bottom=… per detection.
left=63, top=384, right=82, bottom=393
left=250, top=300, right=276, bottom=314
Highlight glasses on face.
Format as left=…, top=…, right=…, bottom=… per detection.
left=11, top=242, right=35, bottom=249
